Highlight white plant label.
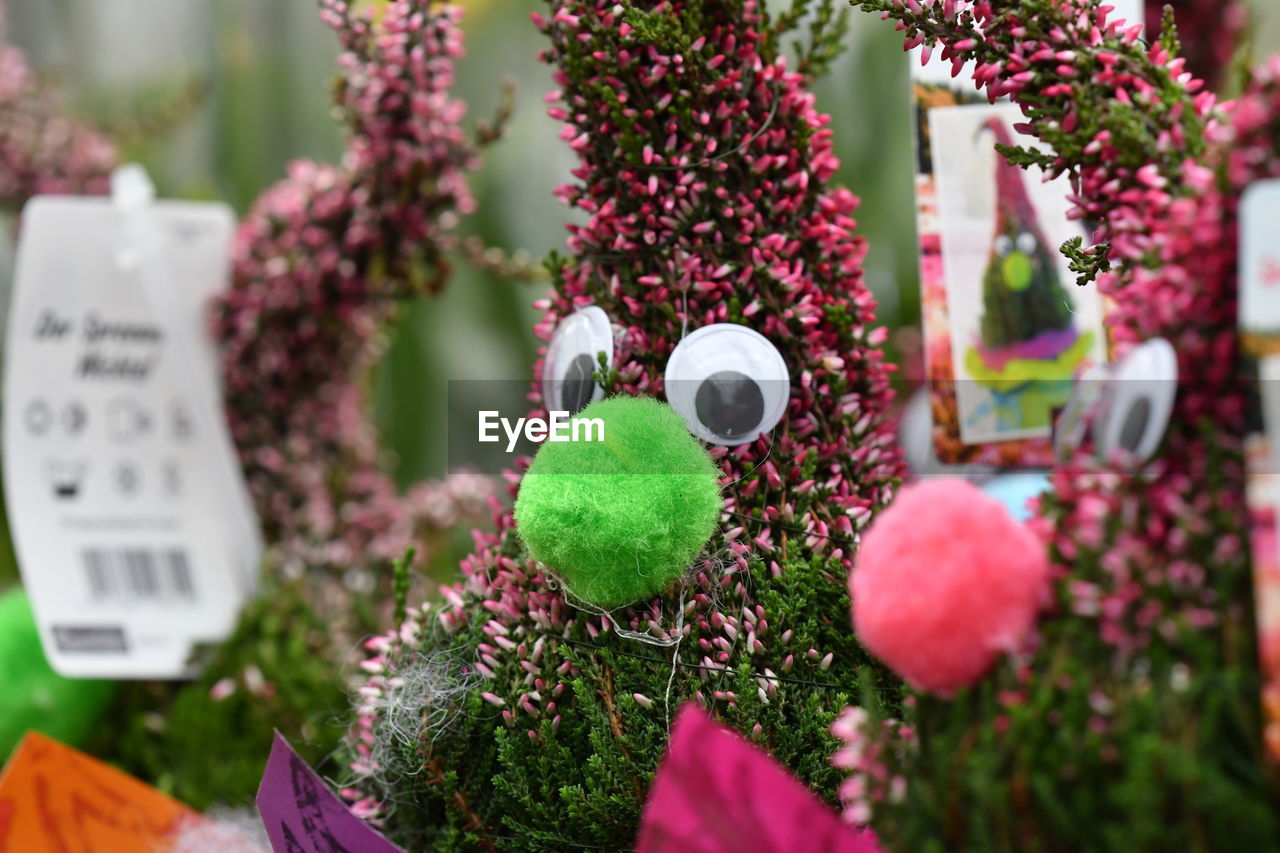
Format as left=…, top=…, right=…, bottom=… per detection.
left=1241, top=180, right=1280, bottom=338
left=3, top=173, right=261, bottom=678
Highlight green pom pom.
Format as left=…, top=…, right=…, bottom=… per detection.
left=514, top=396, right=722, bottom=608
left=0, top=588, right=115, bottom=759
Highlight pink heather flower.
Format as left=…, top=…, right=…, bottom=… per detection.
left=1145, top=0, right=1247, bottom=92
left=830, top=706, right=910, bottom=826
left=213, top=2, right=491, bottom=569
left=0, top=17, right=116, bottom=204
left=209, top=677, right=237, bottom=702
left=1037, top=57, right=1278, bottom=656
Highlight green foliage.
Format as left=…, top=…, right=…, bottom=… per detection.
left=765, top=0, right=852, bottom=77
left=1059, top=234, right=1112, bottom=285
left=92, top=577, right=354, bottom=810
left=365, top=546, right=894, bottom=851
left=856, top=565, right=1280, bottom=851
left=0, top=589, right=116, bottom=758
left=393, top=547, right=416, bottom=628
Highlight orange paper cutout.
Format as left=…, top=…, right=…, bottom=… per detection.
left=0, top=731, right=197, bottom=852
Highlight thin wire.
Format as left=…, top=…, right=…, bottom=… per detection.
left=638, top=94, right=782, bottom=172
left=545, top=571, right=682, bottom=648
left=554, top=636, right=879, bottom=693
left=717, top=428, right=777, bottom=490
left=583, top=236, right=746, bottom=266
left=482, top=835, right=628, bottom=851
left=663, top=589, right=686, bottom=729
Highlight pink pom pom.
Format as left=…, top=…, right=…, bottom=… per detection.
left=851, top=478, right=1050, bottom=695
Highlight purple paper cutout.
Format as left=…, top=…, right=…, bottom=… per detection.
left=972, top=326, right=1081, bottom=371
left=636, top=704, right=883, bottom=853
left=257, top=731, right=404, bottom=853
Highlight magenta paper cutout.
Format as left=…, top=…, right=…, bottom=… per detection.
left=257, top=731, right=404, bottom=853
left=972, top=326, right=1081, bottom=372
left=635, top=704, right=883, bottom=853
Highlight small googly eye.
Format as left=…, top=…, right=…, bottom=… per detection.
left=994, top=235, right=1014, bottom=257
left=1093, top=338, right=1177, bottom=462
left=664, top=323, right=789, bottom=446
left=1015, top=232, right=1037, bottom=255
left=1053, top=363, right=1110, bottom=463
left=542, top=306, right=614, bottom=416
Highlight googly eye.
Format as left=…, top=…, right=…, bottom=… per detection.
left=542, top=306, right=614, bottom=416
left=1015, top=232, right=1037, bottom=255
left=1053, top=363, right=1110, bottom=463
left=900, top=387, right=996, bottom=480
left=1093, top=338, right=1177, bottom=462
left=994, top=235, right=1014, bottom=257
left=664, top=323, right=789, bottom=446
left=899, top=388, right=938, bottom=478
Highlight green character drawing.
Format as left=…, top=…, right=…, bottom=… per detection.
left=965, top=116, right=1094, bottom=430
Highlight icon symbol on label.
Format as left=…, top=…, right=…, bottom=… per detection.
left=24, top=400, right=53, bottom=436
left=170, top=219, right=211, bottom=243
left=161, top=458, right=182, bottom=497
left=46, top=459, right=86, bottom=500
left=108, top=398, right=151, bottom=444
left=170, top=400, right=194, bottom=441
left=115, top=460, right=140, bottom=496
left=63, top=401, right=88, bottom=436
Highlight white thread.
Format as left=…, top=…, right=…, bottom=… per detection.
left=160, top=807, right=269, bottom=853
left=365, top=647, right=483, bottom=786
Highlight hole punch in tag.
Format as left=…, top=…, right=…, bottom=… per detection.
left=1050, top=339, right=1177, bottom=466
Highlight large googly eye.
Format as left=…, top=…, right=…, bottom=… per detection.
left=1053, top=363, right=1110, bottom=463
left=542, top=306, right=614, bottom=415
left=994, top=235, right=1014, bottom=257
left=1093, top=338, right=1177, bottom=462
left=664, top=323, right=789, bottom=446
left=899, top=388, right=937, bottom=478
left=1015, top=232, right=1037, bottom=255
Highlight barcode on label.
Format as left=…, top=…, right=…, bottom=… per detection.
left=81, top=547, right=196, bottom=603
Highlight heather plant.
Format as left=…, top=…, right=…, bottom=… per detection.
left=95, top=574, right=358, bottom=811
left=833, top=2, right=1280, bottom=848
left=1145, top=0, right=1247, bottom=92
left=0, top=9, right=116, bottom=207
left=214, top=0, right=497, bottom=573
left=342, top=1, right=905, bottom=848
